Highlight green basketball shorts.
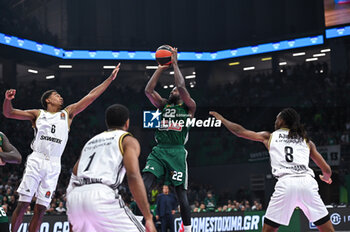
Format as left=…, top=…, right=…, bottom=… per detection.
left=143, top=144, right=188, bottom=189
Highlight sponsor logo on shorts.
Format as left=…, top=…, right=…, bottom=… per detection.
left=330, top=213, right=341, bottom=225
left=45, top=191, right=51, bottom=198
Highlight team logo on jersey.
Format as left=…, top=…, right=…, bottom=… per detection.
left=143, top=110, right=161, bottom=128
left=145, top=165, right=155, bottom=170
left=45, top=191, right=51, bottom=198
left=60, top=112, right=66, bottom=120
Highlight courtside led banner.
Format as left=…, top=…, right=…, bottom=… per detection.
left=8, top=208, right=350, bottom=231
left=0, top=32, right=323, bottom=61
left=326, top=26, right=350, bottom=39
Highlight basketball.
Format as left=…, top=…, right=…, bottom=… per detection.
left=155, top=45, right=173, bottom=65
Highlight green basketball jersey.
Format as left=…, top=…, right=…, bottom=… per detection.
left=0, top=206, right=8, bottom=223
left=155, top=103, right=190, bottom=145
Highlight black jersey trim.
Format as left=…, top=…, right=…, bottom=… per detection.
left=314, top=214, right=330, bottom=226
left=264, top=217, right=280, bottom=228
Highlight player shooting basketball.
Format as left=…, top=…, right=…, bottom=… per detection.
left=3, top=64, right=120, bottom=232
left=143, top=48, right=195, bottom=232
left=210, top=108, right=335, bottom=232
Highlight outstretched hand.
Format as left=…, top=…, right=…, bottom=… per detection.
left=5, top=89, right=16, bottom=100
left=319, top=174, right=332, bottom=184
left=209, top=111, right=224, bottom=121
left=171, top=47, right=178, bottom=65
left=109, top=63, right=121, bottom=80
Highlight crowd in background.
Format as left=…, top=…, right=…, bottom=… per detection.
left=0, top=61, right=349, bottom=216
left=0, top=1, right=58, bottom=46
left=0, top=170, right=263, bottom=216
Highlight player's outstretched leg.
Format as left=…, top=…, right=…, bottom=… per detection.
left=28, top=204, right=46, bottom=232
left=174, top=186, right=191, bottom=232
left=11, top=201, right=30, bottom=232
left=316, top=220, right=334, bottom=232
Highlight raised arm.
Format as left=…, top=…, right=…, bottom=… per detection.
left=0, top=132, right=22, bottom=165
left=144, top=65, right=168, bottom=109
left=65, top=64, right=120, bottom=120
left=3, top=89, right=38, bottom=122
left=309, top=141, right=332, bottom=184
left=123, top=136, right=156, bottom=232
left=171, top=48, right=196, bottom=116
left=209, top=111, right=270, bottom=148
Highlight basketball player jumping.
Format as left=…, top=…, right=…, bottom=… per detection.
left=3, top=64, right=121, bottom=232
left=0, top=131, right=22, bottom=232
left=143, top=48, right=195, bottom=232
left=66, top=104, right=156, bottom=232
left=210, top=108, right=334, bottom=232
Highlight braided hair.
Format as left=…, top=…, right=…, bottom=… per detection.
left=279, top=108, right=309, bottom=142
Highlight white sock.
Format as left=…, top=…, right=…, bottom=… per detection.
left=184, top=225, right=192, bottom=232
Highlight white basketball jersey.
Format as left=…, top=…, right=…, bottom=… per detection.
left=76, top=130, right=131, bottom=190
left=31, top=109, right=69, bottom=158
left=269, top=128, right=314, bottom=178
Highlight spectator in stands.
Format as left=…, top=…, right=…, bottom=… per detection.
left=24, top=205, right=32, bottom=215
left=7, top=195, right=16, bottom=215
left=46, top=202, right=57, bottom=215
left=55, top=202, right=66, bottom=214
left=244, top=200, right=251, bottom=211
left=191, top=200, right=199, bottom=211
left=251, top=200, right=259, bottom=211
left=155, top=185, right=178, bottom=232
left=1, top=196, right=7, bottom=206
left=4, top=189, right=11, bottom=199
left=151, top=185, right=160, bottom=205
left=256, top=203, right=263, bottom=211
left=215, top=206, right=223, bottom=212
left=226, top=202, right=233, bottom=212
left=204, top=191, right=217, bottom=212
left=198, top=203, right=206, bottom=213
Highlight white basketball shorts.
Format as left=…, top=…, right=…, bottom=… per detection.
left=265, top=174, right=329, bottom=226
left=66, top=184, right=145, bottom=232
left=17, top=151, right=61, bottom=208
